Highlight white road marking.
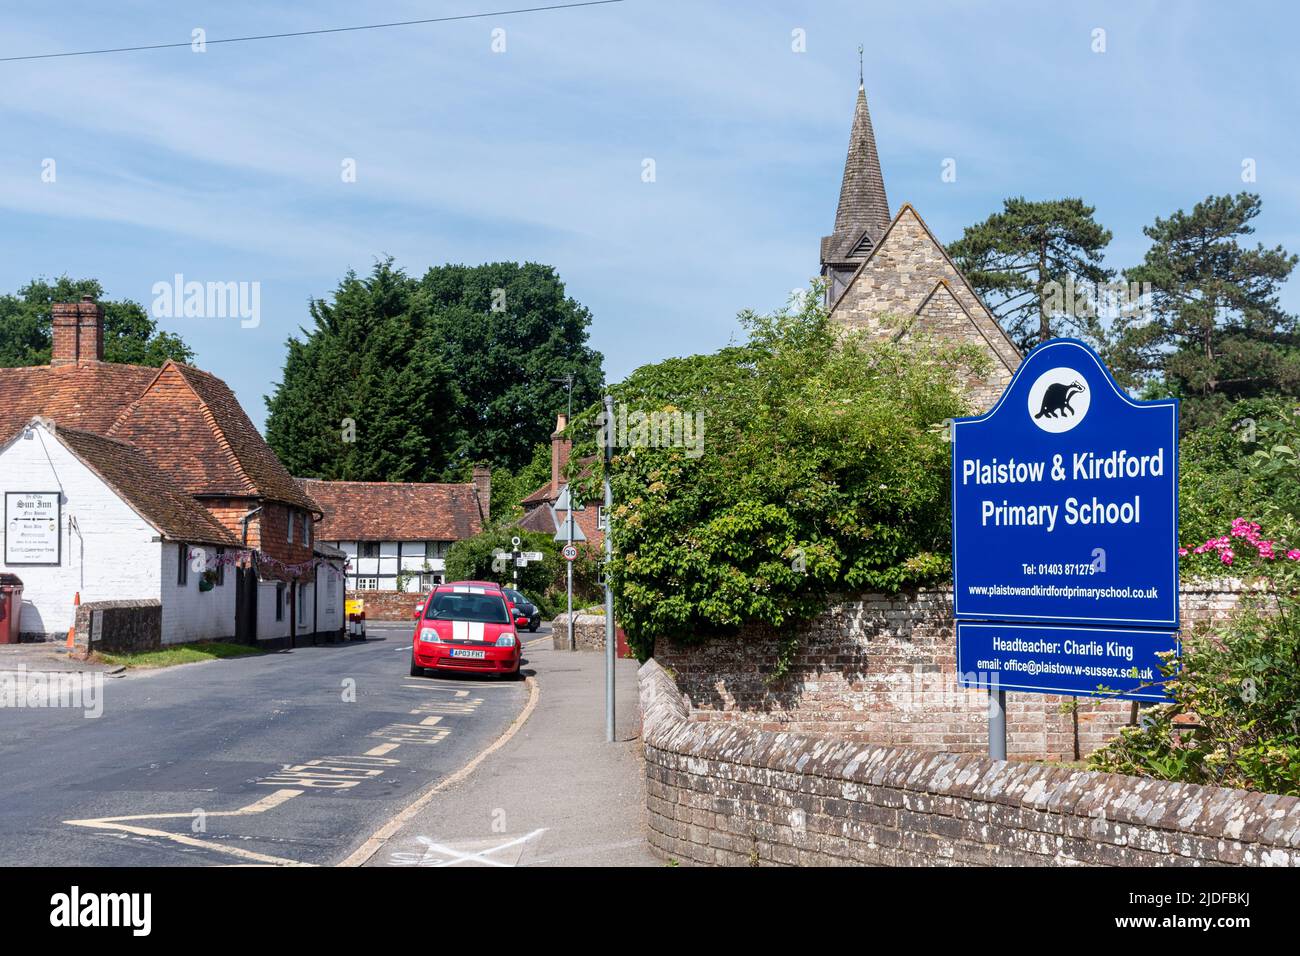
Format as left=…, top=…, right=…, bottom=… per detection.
left=365, top=743, right=401, bottom=757
left=64, top=789, right=309, bottom=867
left=396, top=829, right=548, bottom=867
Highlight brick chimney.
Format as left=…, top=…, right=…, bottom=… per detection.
left=551, top=414, right=571, bottom=498
left=472, top=464, right=492, bottom=523
left=51, top=295, right=104, bottom=366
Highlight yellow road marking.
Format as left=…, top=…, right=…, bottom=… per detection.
left=64, top=789, right=309, bottom=867
left=419, top=716, right=443, bottom=726
left=366, top=743, right=401, bottom=757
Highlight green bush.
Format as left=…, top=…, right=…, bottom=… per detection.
left=567, top=287, right=984, bottom=666
left=1178, top=397, right=1298, bottom=548
left=1088, top=597, right=1300, bottom=795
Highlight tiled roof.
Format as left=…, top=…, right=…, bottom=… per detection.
left=0, top=358, right=318, bottom=513
left=108, top=362, right=320, bottom=512
left=297, top=479, right=484, bottom=542
left=516, top=504, right=558, bottom=534
left=0, top=363, right=157, bottom=438
left=518, top=455, right=600, bottom=507
left=51, top=426, right=240, bottom=546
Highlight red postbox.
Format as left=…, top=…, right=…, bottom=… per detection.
left=0, top=574, right=23, bottom=644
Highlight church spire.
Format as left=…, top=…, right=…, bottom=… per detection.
left=820, top=66, right=891, bottom=303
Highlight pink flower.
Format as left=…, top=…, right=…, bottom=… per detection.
left=1220, top=548, right=1234, bottom=566
left=1177, top=547, right=1188, bottom=557
left=1288, top=550, right=1300, bottom=561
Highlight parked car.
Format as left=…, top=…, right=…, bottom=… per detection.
left=502, top=588, right=541, bottom=632
left=410, top=584, right=526, bottom=679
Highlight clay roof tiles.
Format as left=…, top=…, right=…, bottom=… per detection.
left=297, top=479, right=484, bottom=542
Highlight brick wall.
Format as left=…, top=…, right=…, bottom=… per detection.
left=653, top=581, right=1259, bottom=761
left=348, top=589, right=421, bottom=622
left=640, top=659, right=1300, bottom=867
left=75, top=599, right=162, bottom=653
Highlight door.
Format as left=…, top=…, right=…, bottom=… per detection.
left=235, top=567, right=258, bottom=642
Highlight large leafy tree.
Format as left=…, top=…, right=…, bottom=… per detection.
left=266, top=259, right=603, bottom=481
left=0, top=277, right=194, bottom=367
left=565, top=286, right=980, bottom=665
left=948, top=197, right=1114, bottom=349
left=1108, top=193, right=1298, bottom=430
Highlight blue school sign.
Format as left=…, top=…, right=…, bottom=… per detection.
left=951, top=338, right=1179, bottom=702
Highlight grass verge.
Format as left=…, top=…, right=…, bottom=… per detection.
left=95, top=641, right=264, bottom=669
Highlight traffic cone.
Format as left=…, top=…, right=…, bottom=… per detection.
left=65, top=591, right=80, bottom=650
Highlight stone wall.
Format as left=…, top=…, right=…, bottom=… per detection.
left=347, top=589, right=421, bottom=622
left=550, top=612, right=608, bottom=651
left=75, top=599, right=162, bottom=654
left=550, top=612, right=634, bottom=657
left=640, top=659, right=1300, bottom=867
left=653, top=581, right=1259, bottom=761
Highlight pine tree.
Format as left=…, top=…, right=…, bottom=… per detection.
left=1109, top=192, right=1298, bottom=430
left=949, top=197, right=1114, bottom=349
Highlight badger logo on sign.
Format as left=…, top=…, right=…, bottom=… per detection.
left=1027, top=368, right=1090, bottom=433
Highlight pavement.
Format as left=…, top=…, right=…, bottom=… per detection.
left=359, top=634, right=658, bottom=867
left=0, top=641, right=122, bottom=674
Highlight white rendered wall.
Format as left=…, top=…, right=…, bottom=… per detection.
left=0, top=428, right=162, bottom=637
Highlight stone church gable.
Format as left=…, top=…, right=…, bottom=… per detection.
left=829, top=203, right=1022, bottom=392
left=900, top=280, right=1016, bottom=411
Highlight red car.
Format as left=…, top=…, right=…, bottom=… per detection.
left=410, top=584, right=525, bottom=679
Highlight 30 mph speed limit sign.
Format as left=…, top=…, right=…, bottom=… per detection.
left=562, top=545, right=578, bottom=561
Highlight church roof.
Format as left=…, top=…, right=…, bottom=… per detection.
left=822, top=84, right=891, bottom=264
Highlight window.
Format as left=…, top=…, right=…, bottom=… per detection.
left=596, top=506, right=608, bottom=531
left=215, top=548, right=225, bottom=586
left=360, top=542, right=380, bottom=559
left=303, top=514, right=311, bottom=545
left=178, top=543, right=189, bottom=586
left=287, top=508, right=294, bottom=544
left=356, top=577, right=379, bottom=591
left=297, top=583, right=307, bottom=623
left=275, top=583, right=285, bottom=621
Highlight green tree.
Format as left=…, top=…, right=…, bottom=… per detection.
left=417, top=261, right=604, bottom=472
left=948, top=197, right=1114, bottom=349
left=266, top=260, right=604, bottom=480
left=0, top=277, right=194, bottom=367
left=1109, top=193, right=1299, bottom=430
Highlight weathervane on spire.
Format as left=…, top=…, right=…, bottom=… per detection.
left=858, top=43, right=863, bottom=88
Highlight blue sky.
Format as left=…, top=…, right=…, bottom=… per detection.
left=1, top=1, right=1296, bottom=431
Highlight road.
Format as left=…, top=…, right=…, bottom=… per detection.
left=0, top=622, right=537, bottom=866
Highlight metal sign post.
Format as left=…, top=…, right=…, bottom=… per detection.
left=602, top=395, right=615, bottom=744
left=567, top=513, right=575, bottom=651
left=553, top=486, right=585, bottom=651
left=988, top=683, right=1007, bottom=760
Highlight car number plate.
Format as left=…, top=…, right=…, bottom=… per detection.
left=450, top=648, right=486, bottom=659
